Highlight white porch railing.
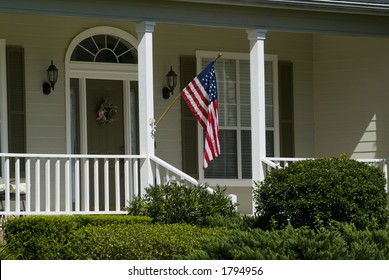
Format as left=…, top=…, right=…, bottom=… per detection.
left=262, top=157, right=389, bottom=192
left=150, top=155, right=199, bottom=187
left=0, top=152, right=203, bottom=216
left=149, top=155, right=237, bottom=204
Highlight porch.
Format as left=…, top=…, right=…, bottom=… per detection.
left=1, top=2, right=389, bottom=217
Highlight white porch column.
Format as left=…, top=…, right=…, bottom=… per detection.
left=0, top=39, right=8, bottom=153
left=247, top=29, right=267, bottom=185
left=136, top=21, right=155, bottom=194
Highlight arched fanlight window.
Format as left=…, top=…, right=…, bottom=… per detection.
left=71, top=34, right=137, bottom=64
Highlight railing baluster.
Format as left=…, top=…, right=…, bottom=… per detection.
left=15, top=158, right=21, bottom=213
left=25, top=158, right=31, bottom=212
left=155, top=162, right=161, bottom=185
left=115, top=158, right=120, bottom=211
left=35, top=159, right=40, bottom=212
left=45, top=159, right=50, bottom=212
left=94, top=158, right=99, bottom=212
left=133, top=159, right=139, bottom=197
left=104, top=158, right=109, bottom=211
left=124, top=158, right=130, bottom=205
left=4, top=157, right=10, bottom=213
left=74, top=159, right=80, bottom=212
left=83, top=159, right=89, bottom=212
left=55, top=159, right=60, bottom=212
left=65, top=158, right=70, bottom=213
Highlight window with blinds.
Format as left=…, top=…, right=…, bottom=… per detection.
left=203, top=57, right=276, bottom=179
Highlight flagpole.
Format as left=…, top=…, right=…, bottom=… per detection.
left=214, top=53, right=222, bottom=62
left=154, top=53, right=222, bottom=127
left=155, top=92, right=182, bottom=126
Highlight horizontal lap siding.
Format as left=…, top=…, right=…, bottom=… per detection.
left=313, top=35, right=389, bottom=159
left=0, top=13, right=137, bottom=154
left=266, top=32, right=314, bottom=157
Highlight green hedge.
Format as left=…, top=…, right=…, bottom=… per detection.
left=64, top=223, right=229, bottom=260
left=4, top=215, right=152, bottom=260
left=4, top=215, right=389, bottom=260
left=182, top=224, right=389, bottom=260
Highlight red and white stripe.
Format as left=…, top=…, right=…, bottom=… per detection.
left=181, top=77, right=209, bottom=129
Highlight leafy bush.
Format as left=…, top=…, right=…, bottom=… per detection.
left=126, top=184, right=238, bottom=225
left=64, top=223, right=229, bottom=260
left=181, top=224, right=389, bottom=260
left=254, top=156, right=389, bottom=230
left=4, top=215, right=152, bottom=259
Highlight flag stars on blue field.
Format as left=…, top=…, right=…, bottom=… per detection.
left=200, top=64, right=217, bottom=102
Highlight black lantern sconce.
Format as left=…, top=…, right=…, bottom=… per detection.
left=42, top=60, right=58, bottom=95
left=162, top=66, right=177, bottom=99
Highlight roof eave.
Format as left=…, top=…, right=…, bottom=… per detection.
left=169, top=0, right=389, bottom=16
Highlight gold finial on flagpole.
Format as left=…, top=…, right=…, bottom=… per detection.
left=214, top=53, right=222, bottom=62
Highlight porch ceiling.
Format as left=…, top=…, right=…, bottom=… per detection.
left=1, top=0, right=389, bottom=36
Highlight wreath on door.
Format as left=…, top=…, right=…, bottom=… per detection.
left=96, top=98, right=118, bottom=125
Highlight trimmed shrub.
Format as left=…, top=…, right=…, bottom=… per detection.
left=126, top=184, right=238, bottom=225
left=181, top=224, right=389, bottom=260
left=254, top=155, right=389, bottom=230
left=4, top=215, right=152, bottom=260
left=64, top=223, right=229, bottom=260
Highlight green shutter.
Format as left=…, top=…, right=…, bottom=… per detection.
left=278, top=61, right=295, bottom=157
left=180, top=56, right=199, bottom=179
left=6, top=46, right=26, bottom=154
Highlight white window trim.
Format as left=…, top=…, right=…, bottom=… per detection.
left=196, top=50, right=279, bottom=187
left=0, top=39, right=8, bottom=153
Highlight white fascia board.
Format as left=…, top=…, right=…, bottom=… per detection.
left=170, top=0, right=389, bottom=15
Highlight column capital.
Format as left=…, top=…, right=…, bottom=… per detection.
left=246, top=29, right=267, bottom=41
left=136, top=21, right=156, bottom=33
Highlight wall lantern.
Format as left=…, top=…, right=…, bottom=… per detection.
left=162, top=66, right=177, bottom=99
left=42, top=60, right=58, bottom=95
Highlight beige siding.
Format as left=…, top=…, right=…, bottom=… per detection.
left=313, top=35, right=389, bottom=159
left=266, top=32, right=314, bottom=157
left=0, top=13, right=137, bottom=154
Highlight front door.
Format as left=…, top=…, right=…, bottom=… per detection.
left=87, top=79, right=124, bottom=155
left=86, top=79, right=124, bottom=210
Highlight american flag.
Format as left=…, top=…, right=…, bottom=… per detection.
left=181, top=61, right=220, bottom=168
